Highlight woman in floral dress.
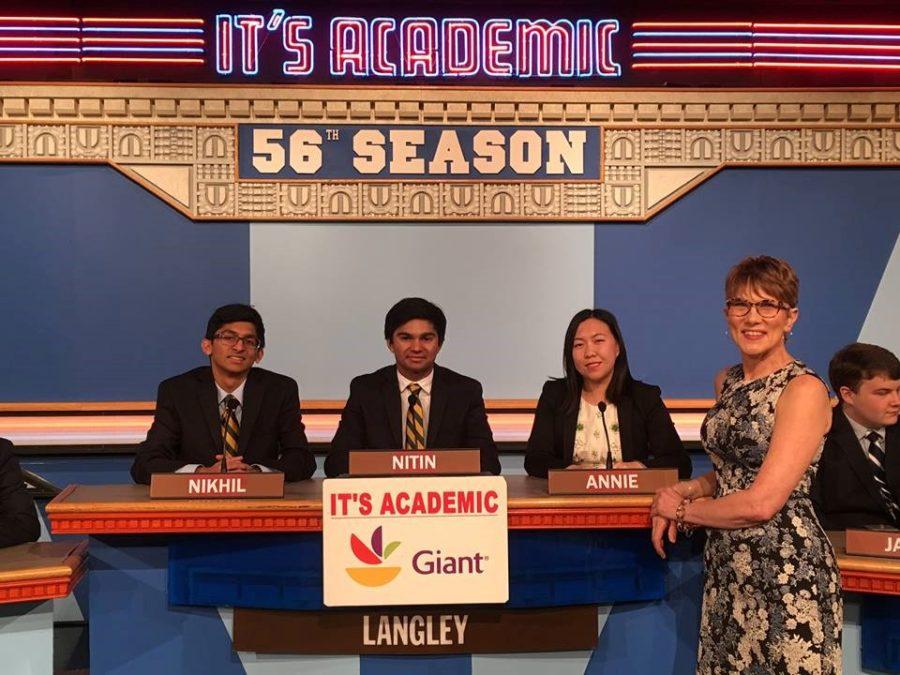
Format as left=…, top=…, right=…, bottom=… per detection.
left=651, top=256, right=842, bottom=674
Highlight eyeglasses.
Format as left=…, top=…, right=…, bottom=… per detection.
left=725, top=299, right=791, bottom=319
left=213, top=332, right=261, bottom=350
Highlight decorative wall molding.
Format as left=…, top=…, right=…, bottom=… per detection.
left=2, top=84, right=899, bottom=221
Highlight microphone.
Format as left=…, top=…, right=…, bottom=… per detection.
left=597, top=402, right=613, bottom=470
left=220, top=396, right=240, bottom=473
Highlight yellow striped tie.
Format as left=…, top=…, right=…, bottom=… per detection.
left=404, top=383, right=426, bottom=450
left=221, top=395, right=240, bottom=456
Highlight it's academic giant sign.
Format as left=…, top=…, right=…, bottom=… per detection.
left=322, top=476, right=509, bottom=607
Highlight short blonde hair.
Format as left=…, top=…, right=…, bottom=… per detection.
left=725, top=256, right=798, bottom=307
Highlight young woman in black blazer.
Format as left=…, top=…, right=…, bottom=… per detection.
left=525, top=308, right=691, bottom=479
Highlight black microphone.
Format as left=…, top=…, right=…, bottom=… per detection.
left=597, top=402, right=613, bottom=470
left=220, top=396, right=240, bottom=473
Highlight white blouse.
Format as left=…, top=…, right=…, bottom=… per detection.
left=573, top=398, right=622, bottom=466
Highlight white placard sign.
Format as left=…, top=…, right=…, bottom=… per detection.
left=322, top=476, right=509, bottom=607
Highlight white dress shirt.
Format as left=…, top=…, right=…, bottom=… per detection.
left=573, top=398, right=623, bottom=465
left=176, top=379, right=271, bottom=473
left=846, top=414, right=886, bottom=454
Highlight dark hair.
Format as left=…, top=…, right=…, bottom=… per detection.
left=205, top=304, right=266, bottom=348
left=725, top=255, right=799, bottom=308
left=561, top=308, right=633, bottom=412
left=829, top=342, right=900, bottom=402
left=384, top=298, right=447, bottom=344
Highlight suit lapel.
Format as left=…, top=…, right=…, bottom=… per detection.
left=834, top=409, right=891, bottom=516
left=238, top=370, right=263, bottom=454
left=197, top=368, right=222, bottom=452
left=427, top=366, right=448, bottom=448
left=382, top=368, right=402, bottom=448
left=617, top=396, right=635, bottom=462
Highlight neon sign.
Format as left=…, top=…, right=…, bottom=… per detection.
left=631, top=21, right=900, bottom=71
left=2, top=7, right=900, bottom=86
left=216, top=13, right=621, bottom=78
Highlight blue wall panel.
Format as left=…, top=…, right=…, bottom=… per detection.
left=596, top=168, right=899, bottom=397
left=0, top=165, right=249, bottom=401
left=3, top=164, right=898, bottom=401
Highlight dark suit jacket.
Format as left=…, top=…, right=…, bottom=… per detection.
left=0, top=439, right=41, bottom=548
left=325, top=364, right=501, bottom=477
left=524, top=378, right=692, bottom=479
left=130, top=367, right=316, bottom=484
left=812, top=407, right=900, bottom=530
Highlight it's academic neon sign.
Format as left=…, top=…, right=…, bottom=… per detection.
left=215, top=13, right=621, bottom=78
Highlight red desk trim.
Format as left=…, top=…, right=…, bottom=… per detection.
left=841, top=570, right=900, bottom=597
left=0, top=541, right=87, bottom=605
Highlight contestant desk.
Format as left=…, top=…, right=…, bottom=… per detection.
left=831, top=531, right=900, bottom=597
left=47, top=477, right=696, bottom=674
left=45, top=482, right=900, bottom=674
left=0, top=541, right=86, bottom=605
left=46, top=484, right=900, bottom=594
left=46, top=476, right=652, bottom=533
left=0, top=541, right=87, bottom=675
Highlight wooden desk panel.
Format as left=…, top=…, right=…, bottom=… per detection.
left=46, top=487, right=900, bottom=596
left=830, top=531, right=900, bottom=597
left=0, top=541, right=87, bottom=604
left=46, top=477, right=653, bottom=534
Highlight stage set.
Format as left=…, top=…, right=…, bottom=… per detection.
left=1, top=0, right=899, bottom=673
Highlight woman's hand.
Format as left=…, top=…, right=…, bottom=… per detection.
left=651, top=484, right=688, bottom=559
left=650, top=485, right=683, bottom=520
left=672, top=480, right=698, bottom=499
left=651, top=515, right=677, bottom=559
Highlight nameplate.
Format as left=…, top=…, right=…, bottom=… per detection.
left=845, top=528, right=900, bottom=559
left=348, top=449, right=481, bottom=476
left=547, top=468, right=678, bottom=495
left=232, top=605, right=597, bottom=654
left=149, top=472, right=285, bottom=499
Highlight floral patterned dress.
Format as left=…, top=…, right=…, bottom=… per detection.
left=698, top=361, right=842, bottom=674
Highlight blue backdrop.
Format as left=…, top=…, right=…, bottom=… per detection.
left=1, top=164, right=897, bottom=400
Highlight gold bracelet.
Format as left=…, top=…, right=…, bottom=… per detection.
left=675, top=498, right=695, bottom=535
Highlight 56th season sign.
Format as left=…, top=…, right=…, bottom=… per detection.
left=322, top=476, right=509, bottom=607
left=239, top=124, right=601, bottom=181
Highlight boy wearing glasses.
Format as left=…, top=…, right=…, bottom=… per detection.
left=131, top=304, right=316, bottom=484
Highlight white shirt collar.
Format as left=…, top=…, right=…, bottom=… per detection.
left=216, top=378, right=247, bottom=407
left=845, top=411, right=885, bottom=445
left=397, top=368, right=434, bottom=395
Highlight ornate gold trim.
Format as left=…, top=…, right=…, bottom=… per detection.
left=3, top=84, right=899, bottom=221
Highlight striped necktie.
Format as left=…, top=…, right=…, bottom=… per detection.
left=405, top=383, right=426, bottom=450
left=221, top=395, right=240, bottom=456
left=865, top=431, right=900, bottom=523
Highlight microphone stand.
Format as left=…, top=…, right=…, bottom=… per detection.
left=598, top=402, right=613, bottom=470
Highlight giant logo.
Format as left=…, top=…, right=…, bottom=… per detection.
left=346, top=526, right=402, bottom=587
